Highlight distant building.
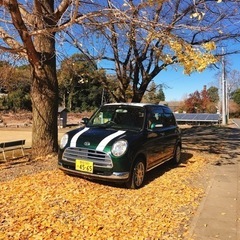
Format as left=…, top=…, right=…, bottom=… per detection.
left=160, top=101, right=182, bottom=113
left=58, top=107, right=67, bottom=128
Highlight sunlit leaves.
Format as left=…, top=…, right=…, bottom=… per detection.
left=146, top=30, right=217, bottom=75
left=202, top=42, right=216, bottom=52
left=168, top=40, right=217, bottom=75
left=190, top=11, right=205, bottom=20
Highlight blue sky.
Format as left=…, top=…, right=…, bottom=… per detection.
left=96, top=49, right=240, bottom=102
left=64, top=40, right=240, bottom=103
left=158, top=53, right=240, bottom=102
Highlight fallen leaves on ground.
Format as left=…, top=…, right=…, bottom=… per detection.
left=0, top=153, right=210, bottom=240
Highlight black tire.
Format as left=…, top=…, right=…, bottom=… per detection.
left=126, top=159, right=145, bottom=189
left=172, top=144, right=181, bottom=165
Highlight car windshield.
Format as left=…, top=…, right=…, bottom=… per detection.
left=87, top=105, right=145, bottom=131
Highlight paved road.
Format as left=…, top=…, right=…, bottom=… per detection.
left=188, top=123, right=240, bottom=240
left=232, top=118, right=240, bottom=128
left=0, top=127, right=67, bottom=148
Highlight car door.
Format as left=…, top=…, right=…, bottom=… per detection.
left=161, top=111, right=179, bottom=159
left=144, top=107, right=169, bottom=169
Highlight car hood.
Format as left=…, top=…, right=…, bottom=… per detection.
left=67, top=127, right=126, bottom=151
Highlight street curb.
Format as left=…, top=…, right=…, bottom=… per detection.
left=187, top=166, right=215, bottom=239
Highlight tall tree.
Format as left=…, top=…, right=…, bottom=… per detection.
left=70, top=0, right=240, bottom=103
left=184, top=91, right=202, bottom=113
left=144, top=82, right=165, bottom=103
left=228, top=70, right=240, bottom=96
left=0, top=61, right=12, bottom=91
left=207, top=86, right=219, bottom=104
left=1, top=0, right=240, bottom=158
left=58, top=53, right=106, bottom=111
left=1, top=64, right=32, bottom=110
left=201, top=85, right=210, bottom=113
left=184, top=86, right=220, bottom=113
left=1, top=0, right=60, bottom=157
left=156, top=86, right=165, bottom=102
left=232, top=89, right=240, bottom=105
left=0, top=0, right=98, bottom=158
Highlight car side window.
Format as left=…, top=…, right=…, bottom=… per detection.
left=163, top=112, right=176, bottom=127
left=147, top=106, right=176, bottom=129
left=163, top=108, right=176, bottom=127
left=147, top=107, right=164, bottom=129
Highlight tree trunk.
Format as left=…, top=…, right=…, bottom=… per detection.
left=31, top=35, right=58, bottom=158
left=131, top=77, right=149, bottom=103
left=131, top=91, right=144, bottom=103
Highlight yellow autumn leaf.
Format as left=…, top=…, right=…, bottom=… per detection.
left=202, top=42, right=216, bottom=51
left=0, top=148, right=214, bottom=239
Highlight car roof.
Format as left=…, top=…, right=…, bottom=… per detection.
left=103, top=103, right=166, bottom=108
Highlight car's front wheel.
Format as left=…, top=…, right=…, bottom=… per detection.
left=126, top=159, right=145, bottom=189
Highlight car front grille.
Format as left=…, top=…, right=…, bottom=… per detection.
left=62, top=147, right=113, bottom=168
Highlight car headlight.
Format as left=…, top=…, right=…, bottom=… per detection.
left=60, top=134, right=69, bottom=149
left=111, top=140, right=128, bottom=157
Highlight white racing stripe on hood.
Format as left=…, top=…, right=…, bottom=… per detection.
left=70, top=127, right=90, bottom=147
left=96, top=130, right=125, bottom=152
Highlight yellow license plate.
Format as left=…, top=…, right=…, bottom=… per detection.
left=75, top=159, right=93, bottom=173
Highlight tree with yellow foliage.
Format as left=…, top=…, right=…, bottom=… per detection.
left=69, top=0, right=240, bottom=102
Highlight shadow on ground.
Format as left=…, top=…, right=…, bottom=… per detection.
left=81, top=151, right=194, bottom=189
left=181, top=125, right=240, bottom=164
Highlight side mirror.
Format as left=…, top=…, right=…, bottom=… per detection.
left=81, top=117, right=89, bottom=125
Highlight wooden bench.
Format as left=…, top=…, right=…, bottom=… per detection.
left=0, top=140, right=25, bottom=161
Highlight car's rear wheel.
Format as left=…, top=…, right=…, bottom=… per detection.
left=172, top=144, right=181, bottom=165
left=126, top=159, right=145, bottom=189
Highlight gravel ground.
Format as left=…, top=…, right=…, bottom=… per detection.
left=0, top=155, right=58, bottom=182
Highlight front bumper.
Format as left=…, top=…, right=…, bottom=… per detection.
left=58, top=163, right=129, bottom=182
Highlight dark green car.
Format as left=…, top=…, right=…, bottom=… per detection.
left=58, top=103, right=181, bottom=189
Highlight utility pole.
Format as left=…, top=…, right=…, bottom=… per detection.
left=221, top=50, right=227, bottom=125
